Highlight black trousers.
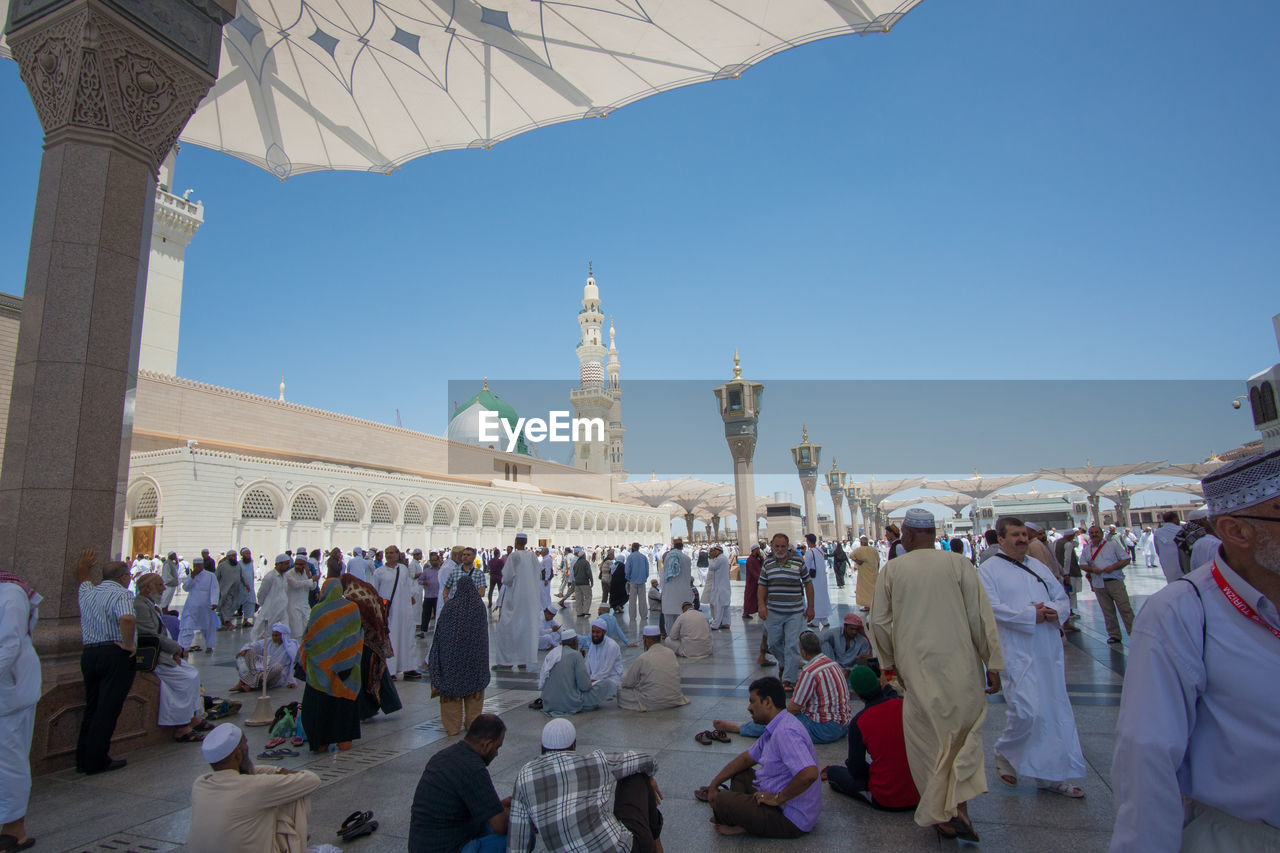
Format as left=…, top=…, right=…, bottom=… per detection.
left=77, top=644, right=136, bottom=772
left=420, top=596, right=437, bottom=631
left=824, top=766, right=916, bottom=812
left=613, top=773, right=663, bottom=853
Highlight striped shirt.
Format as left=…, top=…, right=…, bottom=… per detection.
left=78, top=581, right=134, bottom=644
left=509, top=748, right=657, bottom=853
left=760, top=551, right=808, bottom=615
left=442, top=566, right=486, bottom=595
left=792, top=654, right=854, bottom=725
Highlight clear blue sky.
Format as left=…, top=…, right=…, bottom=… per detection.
left=0, top=0, right=1276, bottom=518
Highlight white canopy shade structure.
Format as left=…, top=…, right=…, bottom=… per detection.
left=922, top=473, right=1038, bottom=502
left=1097, top=481, right=1173, bottom=504
left=617, top=475, right=699, bottom=508
left=99, top=0, right=926, bottom=178
left=1036, top=461, right=1166, bottom=523
left=993, top=489, right=1071, bottom=502
left=852, top=477, right=928, bottom=506
left=1143, top=462, right=1226, bottom=481
left=918, top=492, right=980, bottom=518
left=1147, top=482, right=1207, bottom=499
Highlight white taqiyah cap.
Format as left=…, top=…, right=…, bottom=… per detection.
left=642, top=626, right=661, bottom=637
left=1025, top=521, right=1042, bottom=532
left=903, top=507, right=935, bottom=529
left=274, top=554, right=290, bottom=564
left=515, top=532, right=528, bottom=540
left=201, top=723, right=242, bottom=764
left=1203, top=447, right=1280, bottom=515
left=541, top=718, right=576, bottom=750
left=1188, top=506, right=1210, bottom=520
left=560, top=627, right=577, bottom=642
left=591, top=618, right=607, bottom=630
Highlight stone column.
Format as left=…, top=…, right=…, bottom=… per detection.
left=683, top=512, right=696, bottom=541
left=710, top=515, right=721, bottom=541
left=829, top=489, right=845, bottom=542
left=2, top=0, right=233, bottom=772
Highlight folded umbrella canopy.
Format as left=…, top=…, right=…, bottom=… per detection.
left=0, top=0, right=922, bottom=178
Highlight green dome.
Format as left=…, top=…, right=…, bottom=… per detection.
left=450, top=387, right=530, bottom=455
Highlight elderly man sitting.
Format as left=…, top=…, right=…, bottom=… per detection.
left=618, top=626, right=690, bottom=712
left=541, top=629, right=618, bottom=715
left=699, top=677, right=821, bottom=838
left=820, top=614, right=875, bottom=674
left=188, top=723, right=322, bottom=853
left=231, top=623, right=299, bottom=693
left=133, top=573, right=211, bottom=743
left=595, top=605, right=636, bottom=648
left=664, top=601, right=712, bottom=659
left=716, top=632, right=852, bottom=744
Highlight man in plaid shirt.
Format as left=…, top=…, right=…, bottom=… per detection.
left=441, top=547, right=487, bottom=606
left=509, top=718, right=664, bottom=852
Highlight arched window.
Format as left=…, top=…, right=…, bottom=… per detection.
left=433, top=503, right=454, bottom=526
left=503, top=507, right=518, bottom=528
left=482, top=506, right=499, bottom=528
left=133, top=485, right=158, bottom=519
left=1263, top=382, right=1278, bottom=423
left=291, top=493, right=321, bottom=522
left=459, top=505, right=477, bottom=526
left=522, top=508, right=536, bottom=529
left=1252, top=386, right=1265, bottom=425
left=371, top=498, right=394, bottom=524
left=334, top=496, right=360, bottom=523
left=241, top=488, right=278, bottom=520
left=404, top=502, right=425, bottom=526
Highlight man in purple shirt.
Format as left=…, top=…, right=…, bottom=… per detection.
left=699, top=676, right=821, bottom=837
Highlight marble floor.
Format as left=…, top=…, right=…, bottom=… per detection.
left=29, top=561, right=1167, bottom=852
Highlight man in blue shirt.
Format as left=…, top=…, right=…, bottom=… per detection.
left=624, top=543, right=650, bottom=625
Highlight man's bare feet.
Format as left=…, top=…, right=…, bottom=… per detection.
left=711, top=720, right=741, bottom=733
left=820, top=769, right=828, bottom=781
left=712, top=823, right=747, bottom=836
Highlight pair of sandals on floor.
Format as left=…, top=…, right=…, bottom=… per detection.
left=995, top=754, right=1085, bottom=798
left=338, top=810, right=378, bottom=842
left=693, top=729, right=731, bottom=746
left=173, top=719, right=216, bottom=743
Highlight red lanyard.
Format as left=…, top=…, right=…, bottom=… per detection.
left=1211, top=560, right=1280, bottom=642
left=1089, top=543, right=1106, bottom=564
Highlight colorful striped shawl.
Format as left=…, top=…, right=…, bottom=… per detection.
left=300, top=578, right=363, bottom=700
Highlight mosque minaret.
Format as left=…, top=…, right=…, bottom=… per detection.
left=570, top=265, right=625, bottom=479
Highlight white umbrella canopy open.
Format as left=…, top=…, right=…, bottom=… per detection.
left=68, top=0, right=920, bottom=178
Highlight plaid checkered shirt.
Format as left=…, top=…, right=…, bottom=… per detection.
left=509, top=748, right=657, bottom=852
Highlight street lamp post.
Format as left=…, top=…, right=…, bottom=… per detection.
left=826, top=459, right=847, bottom=542
left=844, top=484, right=861, bottom=537
left=791, top=426, right=822, bottom=537
left=713, top=352, right=764, bottom=555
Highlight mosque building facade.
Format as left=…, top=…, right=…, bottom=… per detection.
left=0, top=167, right=662, bottom=561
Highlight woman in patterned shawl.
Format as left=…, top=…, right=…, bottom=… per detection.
left=426, top=572, right=490, bottom=735
left=333, top=555, right=404, bottom=720
left=299, top=571, right=363, bottom=752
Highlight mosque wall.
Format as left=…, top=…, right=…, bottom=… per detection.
left=0, top=296, right=19, bottom=466
left=123, top=447, right=666, bottom=560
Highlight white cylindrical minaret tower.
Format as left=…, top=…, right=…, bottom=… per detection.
left=577, top=263, right=607, bottom=389
left=571, top=264, right=613, bottom=476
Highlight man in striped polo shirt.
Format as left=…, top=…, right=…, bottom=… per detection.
left=758, top=533, right=813, bottom=689
left=75, top=549, right=137, bottom=775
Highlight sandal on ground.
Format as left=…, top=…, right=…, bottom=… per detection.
left=403, top=671, right=422, bottom=680
left=257, top=749, right=284, bottom=760
left=173, top=731, right=206, bottom=743
left=290, top=736, right=305, bottom=747
left=995, top=754, right=1017, bottom=787
left=264, top=737, right=286, bottom=749
left=710, top=730, right=731, bottom=743
left=694, top=731, right=714, bottom=746
left=1038, top=781, right=1085, bottom=798
left=339, top=811, right=373, bottom=834
left=339, top=816, right=378, bottom=842
left=527, top=698, right=543, bottom=710
left=935, top=823, right=958, bottom=839
left=193, top=720, right=215, bottom=732
left=0, top=834, right=36, bottom=852
left=273, top=748, right=300, bottom=757
left=947, top=816, right=980, bottom=842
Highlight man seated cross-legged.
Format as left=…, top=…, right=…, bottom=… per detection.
left=408, top=713, right=510, bottom=853
left=823, top=665, right=920, bottom=812
left=699, top=677, right=821, bottom=838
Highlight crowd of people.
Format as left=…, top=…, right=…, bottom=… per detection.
left=0, top=447, right=1277, bottom=851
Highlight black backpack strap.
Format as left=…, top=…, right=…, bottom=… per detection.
left=1174, top=576, right=1206, bottom=657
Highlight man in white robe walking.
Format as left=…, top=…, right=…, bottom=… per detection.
left=252, top=556, right=292, bottom=642
left=803, top=534, right=831, bottom=628
left=494, top=534, right=541, bottom=670
left=978, top=516, right=1086, bottom=798
left=705, top=545, right=732, bottom=630
left=178, top=559, right=220, bottom=653
left=374, top=546, right=421, bottom=679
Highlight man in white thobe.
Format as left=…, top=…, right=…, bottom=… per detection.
left=538, top=611, right=561, bottom=651
left=494, top=534, right=541, bottom=670
left=344, top=547, right=370, bottom=583
left=253, top=556, right=292, bottom=642
left=664, top=601, right=712, bottom=658
left=179, top=559, right=220, bottom=653
left=1111, top=448, right=1280, bottom=852
left=618, top=626, right=689, bottom=712
left=538, top=548, right=555, bottom=613
left=659, top=539, right=692, bottom=638
left=136, top=574, right=207, bottom=738
left=584, top=619, right=623, bottom=688
left=0, top=568, right=40, bottom=850
left=803, top=534, right=831, bottom=628
left=284, top=556, right=314, bottom=639
left=373, top=546, right=420, bottom=678
left=977, top=517, right=1086, bottom=797
left=704, top=545, right=732, bottom=629
left=1151, top=511, right=1184, bottom=583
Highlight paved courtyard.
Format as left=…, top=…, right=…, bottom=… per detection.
left=27, top=560, right=1169, bottom=852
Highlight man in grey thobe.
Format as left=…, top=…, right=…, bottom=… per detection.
left=659, top=538, right=692, bottom=638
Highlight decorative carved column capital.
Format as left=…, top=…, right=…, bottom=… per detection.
left=6, top=0, right=233, bottom=171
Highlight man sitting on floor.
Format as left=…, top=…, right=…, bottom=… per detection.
left=618, top=626, right=689, bottom=712
left=187, top=723, right=321, bottom=853
left=820, top=613, right=874, bottom=674
left=664, top=601, right=712, bottom=659
left=595, top=605, right=636, bottom=648
left=541, top=629, right=618, bottom=715
left=509, top=719, right=665, bottom=853
left=823, top=665, right=919, bottom=812
left=699, top=677, right=821, bottom=838
left=715, top=631, right=852, bottom=744
left=408, top=713, right=509, bottom=853
left=586, top=618, right=624, bottom=689
left=538, top=610, right=561, bottom=651
left=231, top=623, right=299, bottom=693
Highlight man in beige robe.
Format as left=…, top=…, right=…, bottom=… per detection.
left=870, top=508, right=1003, bottom=842
left=851, top=535, right=880, bottom=609
left=188, top=723, right=321, bottom=853
left=618, top=626, right=690, bottom=712
left=664, top=601, right=712, bottom=658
